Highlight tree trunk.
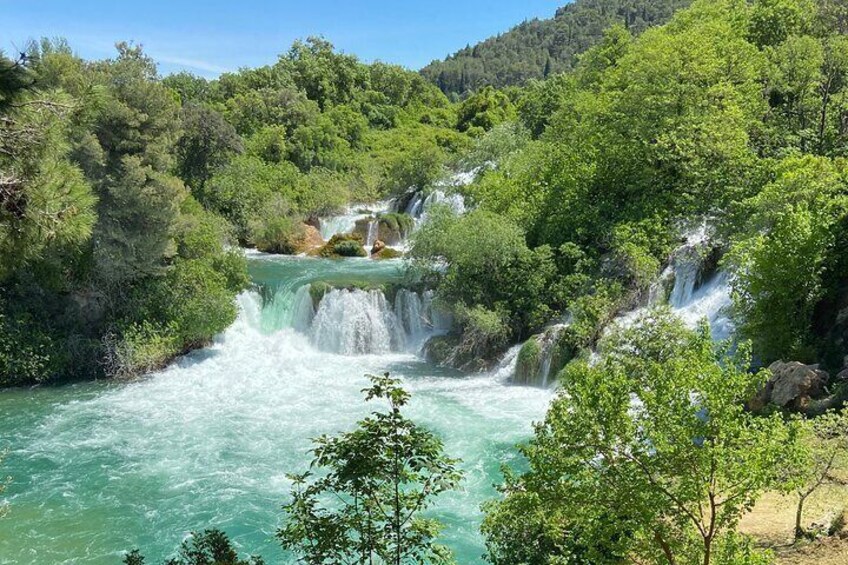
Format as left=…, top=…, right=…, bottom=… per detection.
left=795, top=495, right=807, bottom=540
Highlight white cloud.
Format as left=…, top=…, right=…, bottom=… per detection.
left=152, top=54, right=230, bottom=75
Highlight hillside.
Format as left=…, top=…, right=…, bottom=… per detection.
left=420, top=0, right=693, bottom=96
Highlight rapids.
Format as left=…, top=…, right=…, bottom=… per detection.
left=0, top=254, right=553, bottom=565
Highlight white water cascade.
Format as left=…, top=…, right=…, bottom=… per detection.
left=311, top=288, right=405, bottom=355
left=307, top=287, right=446, bottom=355
left=365, top=219, right=379, bottom=248
left=319, top=201, right=392, bottom=241
left=617, top=225, right=733, bottom=341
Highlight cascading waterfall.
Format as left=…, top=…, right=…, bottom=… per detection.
left=394, top=289, right=427, bottom=343
left=319, top=201, right=392, bottom=241
left=511, top=225, right=734, bottom=386
left=311, top=289, right=404, bottom=355
left=261, top=284, right=315, bottom=333
left=308, top=287, right=444, bottom=355
left=538, top=325, right=568, bottom=388
left=617, top=224, right=733, bottom=341
left=365, top=219, right=379, bottom=248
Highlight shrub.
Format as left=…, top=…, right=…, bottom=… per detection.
left=0, top=307, right=60, bottom=386
left=253, top=215, right=306, bottom=255
left=124, top=529, right=265, bottom=565
left=319, top=234, right=367, bottom=258
left=377, top=212, right=415, bottom=237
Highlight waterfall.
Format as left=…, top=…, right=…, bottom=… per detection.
left=319, top=201, right=392, bottom=240
left=406, top=193, right=425, bottom=218
left=307, top=287, right=446, bottom=355
left=261, top=284, right=315, bottom=333
left=513, top=324, right=569, bottom=387
left=394, top=289, right=429, bottom=343
left=673, top=271, right=733, bottom=342
left=365, top=219, right=379, bottom=247
left=422, top=190, right=466, bottom=217
left=310, top=289, right=405, bottom=355
left=538, top=325, right=567, bottom=387
left=613, top=224, right=733, bottom=342
left=492, top=345, right=523, bottom=383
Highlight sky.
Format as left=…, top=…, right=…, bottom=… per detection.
left=1, top=0, right=566, bottom=77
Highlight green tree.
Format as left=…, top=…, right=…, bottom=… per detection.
left=84, top=42, right=186, bottom=287
left=0, top=54, right=95, bottom=278
left=175, top=103, right=243, bottom=190
left=411, top=208, right=560, bottom=340
left=727, top=155, right=848, bottom=362
left=456, top=86, right=516, bottom=134
left=124, top=529, right=265, bottom=565
left=278, top=373, right=463, bottom=565
left=792, top=409, right=848, bottom=539
left=483, top=312, right=804, bottom=565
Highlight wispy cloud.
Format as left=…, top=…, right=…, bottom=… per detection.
left=152, top=54, right=230, bottom=75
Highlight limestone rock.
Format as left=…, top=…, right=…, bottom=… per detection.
left=751, top=361, right=830, bottom=412
left=371, top=240, right=386, bottom=255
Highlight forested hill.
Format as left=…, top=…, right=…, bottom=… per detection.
left=420, top=0, right=692, bottom=97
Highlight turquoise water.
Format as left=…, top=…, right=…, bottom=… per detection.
left=0, top=254, right=553, bottom=564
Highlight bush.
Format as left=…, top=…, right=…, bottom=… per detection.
left=250, top=196, right=306, bottom=255
left=319, top=234, right=367, bottom=258
left=124, top=529, right=265, bottom=565
left=411, top=209, right=560, bottom=341
left=0, top=307, right=60, bottom=386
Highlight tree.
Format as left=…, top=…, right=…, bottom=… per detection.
left=278, top=373, right=463, bottom=565
left=85, top=43, right=186, bottom=287
left=124, top=529, right=265, bottom=565
left=0, top=54, right=95, bottom=278
left=175, top=103, right=243, bottom=190
left=727, top=155, right=848, bottom=362
left=456, top=86, right=515, bottom=134
left=793, top=410, right=848, bottom=539
left=483, top=311, right=804, bottom=565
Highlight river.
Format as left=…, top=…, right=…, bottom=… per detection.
left=0, top=253, right=553, bottom=564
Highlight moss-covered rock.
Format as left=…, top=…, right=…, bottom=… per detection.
left=372, top=247, right=404, bottom=260
left=515, top=338, right=542, bottom=385
left=513, top=325, right=579, bottom=387
left=353, top=213, right=415, bottom=246
left=318, top=234, right=367, bottom=258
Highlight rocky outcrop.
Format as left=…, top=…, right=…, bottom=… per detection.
left=297, top=224, right=324, bottom=253
left=513, top=325, right=576, bottom=387
left=750, top=361, right=848, bottom=415
left=371, top=240, right=386, bottom=255
left=354, top=213, right=414, bottom=246
left=422, top=334, right=498, bottom=373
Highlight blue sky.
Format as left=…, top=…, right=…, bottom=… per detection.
left=2, top=1, right=566, bottom=77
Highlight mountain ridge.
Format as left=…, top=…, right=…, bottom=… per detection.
left=420, top=0, right=693, bottom=97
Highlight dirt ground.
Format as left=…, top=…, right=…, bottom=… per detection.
left=739, top=482, right=848, bottom=564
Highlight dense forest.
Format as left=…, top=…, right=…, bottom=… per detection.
left=4, top=0, right=848, bottom=564
left=420, top=0, right=693, bottom=97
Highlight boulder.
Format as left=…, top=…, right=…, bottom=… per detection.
left=371, top=240, right=386, bottom=255
left=751, top=361, right=830, bottom=412
left=297, top=224, right=324, bottom=253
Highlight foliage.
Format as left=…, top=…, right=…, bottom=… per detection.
left=0, top=60, right=96, bottom=278
left=175, top=103, right=243, bottom=189
left=727, top=155, right=848, bottom=362
left=792, top=409, right=848, bottom=539
left=319, top=233, right=367, bottom=258
left=411, top=208, right=560, bottom=342
left=278, top=373, right=463, bottom=565
left=483, top=312, right=803, bottom=565
left=124, top=529, right=265, bottom=565
left=456, top=87, right=516, bottom=134
left=421, top=0, right=693, bottom=96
